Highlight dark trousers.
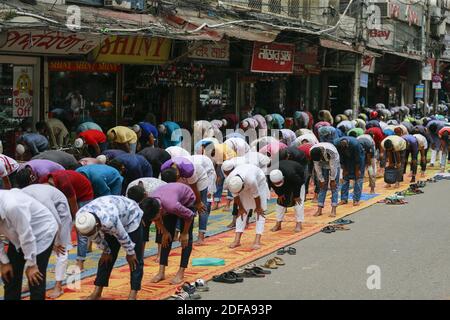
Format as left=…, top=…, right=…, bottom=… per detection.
left=94, top=225, right=144, bottom=291
left=4, top=241, right=53, bottom=300
left=159, top=214, right=194, bottom=268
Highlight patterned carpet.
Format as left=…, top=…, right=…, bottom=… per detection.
left=0, top=169, right=440, bottom=300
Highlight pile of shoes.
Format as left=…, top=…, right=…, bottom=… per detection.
left=321, top=218, right=354, bottom=233
left=169, top=279, right=209, bottom=300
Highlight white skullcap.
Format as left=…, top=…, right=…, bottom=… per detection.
left=132, top=124, right=141, bottom=133
left=16, top=144, right=25, bottom=155
left=265, top=115, right=273, bottom=123
left=228, top=176, right=244, bottom=194
left=221, top=160, right=235, bottom=174
left=158, top=124, right=166, bottom=133
left=269, top=169, right=284, bottom=186
left=221, top=119, right=227, bottom=127
left=75, top=212, right=96, bottom=235
left=96, top=155, right=107, bottom=164
left=241, top=120, right=249, bottom=128
left=74, top=138, right=84, bottom=149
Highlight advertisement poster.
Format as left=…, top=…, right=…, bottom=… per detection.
left=12, top=66, right=33, bottom=118
left=251, top=42, right=295, bottom=74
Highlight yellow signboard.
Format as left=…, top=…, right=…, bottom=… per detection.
left=93, top=36, right=171, bottom=65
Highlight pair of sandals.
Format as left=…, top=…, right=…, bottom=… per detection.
left=171, top=282, right=202, bottom=300
left=212, top=271, right=244, bottom=284
left=233, top=265, right=270, bottom=278
left=262, top=256, right=285, bottom=269
left=277, top=247, right=296, bottom=255
left=332, top=218, right=354, bottom=225
left=321, top=225, right=350, bottom=233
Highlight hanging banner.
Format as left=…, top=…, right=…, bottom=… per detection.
left=415, top=84, right=424, bottom=99
left=12, top=66, right=33, bottom=118
left=0, top=30, right=101, bottom=55
left=361, top=55, right=375, bottom=73
left=93, top=36, right=171, bottom=65
left=251, top=42, right=295, bottom=74
left=188, top=40, right=229, bottom=65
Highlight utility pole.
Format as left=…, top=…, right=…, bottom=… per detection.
left=424, top=0, right=432, bottom=115
left=352, top=0, right=363, bottom=120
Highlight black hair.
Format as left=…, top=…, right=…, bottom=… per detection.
left=108, top=159, right=126, bottom=175
left=127, top=185, right=146, bottom=203
left=35, top=121, right=46, bottom=132
left=310, top=147, right=322, bottom=161
left=384, top=139, right=393, bottom=150
left=15, top=167, right=33, bottom=188
left=140, top=198, right=161, bottom=224
left=161, top=167, right=178, bottom=183
left=428, top=123, right=438, bottom=133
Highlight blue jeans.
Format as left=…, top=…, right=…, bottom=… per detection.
left=317, top=168, right=340, bottom=208
left=198, top=188, right=212, bottom=233
left=214, top=169, right=225, bottom=202
left=77, top=200, right=92, bottom=261
left=341, top=177, right=364, bottom=202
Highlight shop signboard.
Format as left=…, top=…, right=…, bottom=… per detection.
left=251, top=42, right=295, bottom=74
left=389, top=0, right=422, bottom=27
left=422, top=63, right=432, bottom=81
left=0, top=30, right=101, bottom=55
left=368, top=24, right=394, bottom=47
left=415, top=84, right=424, bottom=99
left=432, top=73, right=442, bottom=89
left=93, top=36, right=171, bottom=65
left=12, top=66, right=33, bottom=118
left=188, top=40, right=229, bottom=65
left=293, top=44, right=320, bottom=75
left=48, top=61, right=121, bottom=73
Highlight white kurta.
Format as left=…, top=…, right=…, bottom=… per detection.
left=224, top=138, right=250, bottom=157
left=166, top=146, right=191, bottom=158
left=190, top=155, right=217, bottom=194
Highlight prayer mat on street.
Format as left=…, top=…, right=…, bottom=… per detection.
left=0, top=169, right=439, bottom=300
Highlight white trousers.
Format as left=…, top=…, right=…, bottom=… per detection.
left=275, top=185, right=305, bottom=223
left=236, top=213, right=265, bottom=235
left=430, top=149, right=442, bottom=165
left=55, top=251, right=68, bottom=282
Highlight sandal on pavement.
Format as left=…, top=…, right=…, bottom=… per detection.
left=181, top=282, right=202, bottom=299
left=226, top=271, right=244, bottom=282
left=194, top=279, right=209, bottom=292
left=247, top=266, right=271, bottom=275
left=277, top=248, right=287, bottom=255
left=332, top=218, right=354, bottom=225
left=287, top=247, right=296, bottom=255
left=272, top=256, right=285, bottom=266
left=321, top=226, right=336, bottom=233
left=261, top=258, right=278, bottom=269
left=245, top=263, right=257, bottom=269
left=242, top=269, right=265, bottom=278
left=331, top=224, right=350, bottom=231
left=212, top=273, right=237, bottom=284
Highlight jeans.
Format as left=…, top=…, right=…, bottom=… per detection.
left=77, top=200, right=92, bottom=261
left=341, top=177, right=364, bottom=202
left=4, top=241, right=54, bottom=300
left=440, top=144, right=449, bottom=169
left=94, top=225, right=144, bottom=291
left=198, top=188, right=212, bottom=233
left=160, top=213, right=194, bottom=268
left=317, top=167, right=340, bottom=207
left=214, top=169, right=225, bottom=202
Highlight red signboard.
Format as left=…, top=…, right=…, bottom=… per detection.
left=251, top=42, right=295, bottom=74
left=48, top=61, right=121, bottom=73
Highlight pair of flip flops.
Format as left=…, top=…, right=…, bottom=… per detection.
left=332, top=218, right=354, bottom=225
left=233, top=267, right=267, bottom=278
left=261, top=257, right=285, bottom=269
left=277, top=247, right=296, bottom=255
left=321, top=225, right=350, bottom=233
left=212, top=271, right=244, bottom=284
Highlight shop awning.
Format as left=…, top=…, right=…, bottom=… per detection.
left=320, top=39, right=359, bottom=54
left=368, top=44, right=423, bottom=61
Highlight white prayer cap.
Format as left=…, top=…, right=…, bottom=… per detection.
left=221, top=160, right=235, bottom=174
left=74, top=138, right=84, bottom=149
left=269, top=169, right=284, bottom=186
left=75, top=212, right=96, bottom=235
left=16, top=144, right=25, bottom=155
left=221, top=119, right=227, bottom=127
left=96, top=155, right=107, bottom=164
left=132, top=124, right=141, bottom=133
left=158, top=124, right=166, bottom=133
left=228, top=176, right=244, bottom=194
left=265, top=115, right=273, bottom=123
left=241, top=120, right=249, bottom=128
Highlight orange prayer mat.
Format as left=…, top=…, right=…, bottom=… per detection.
left=48, top=170, right=438, bottom=300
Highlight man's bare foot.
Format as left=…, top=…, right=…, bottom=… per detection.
left=312, top=194, right=318, bottom=203
left=339, top=200, right=348, bottom=205
left=128, top=290, right=138, bottom=300
left=85, top=291, right=102, bottom=300
left=314, top=208, right=323, bottom=217
left=385, top=184, right=391, bottom=188
left=251, top=243, right=261, bottom=250
left=154, top=256, right=160, bottom=263
left=150, top=273, right=165, bottom=283
left=48, top=287, right=64, bottom=299
left=197, top=233, right=206, bottom=245
left=410, top=176, right=416, bottom=183
left=228, top=241, right=241, bottom=249
left=212, top=202, right=219, bottom=211
left=294, top=222, right=302, bottom=233
left=271, top=223, right=282, bottom=232
left=370, top=188, right=375, bottom=194
left=420, top=172, right=426, bottom=177
left=76, top=260, right=84, bottom=272
left=353, top=201, right=360, bottom=206
left=170, top=274, right=184, bottom=285
left=329, top=207, right=337, bottom=217
left=395, top=182, right=400, bottom=188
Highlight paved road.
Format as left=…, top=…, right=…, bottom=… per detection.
left=201, top=180, right=450, bottom=300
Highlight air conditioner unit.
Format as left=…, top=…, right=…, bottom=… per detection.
left=104, top=0, right=146, bottom=11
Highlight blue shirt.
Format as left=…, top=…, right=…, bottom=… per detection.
left=76, top=164, right=123, bottom=197
left=102, top=149, right=127, bottom=161
left=161, top=121, right=182, bottom=148
left=114, top=154, right=153, bottom=184
left=77, top=122, right=102, bottom=134
left=139, top=122, right=158, bottom=140
left=334, top=136, right=365, bottom=176
left=18, top=133, right=49, bottom=156
left=318, top=126, right=338, bottom=143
